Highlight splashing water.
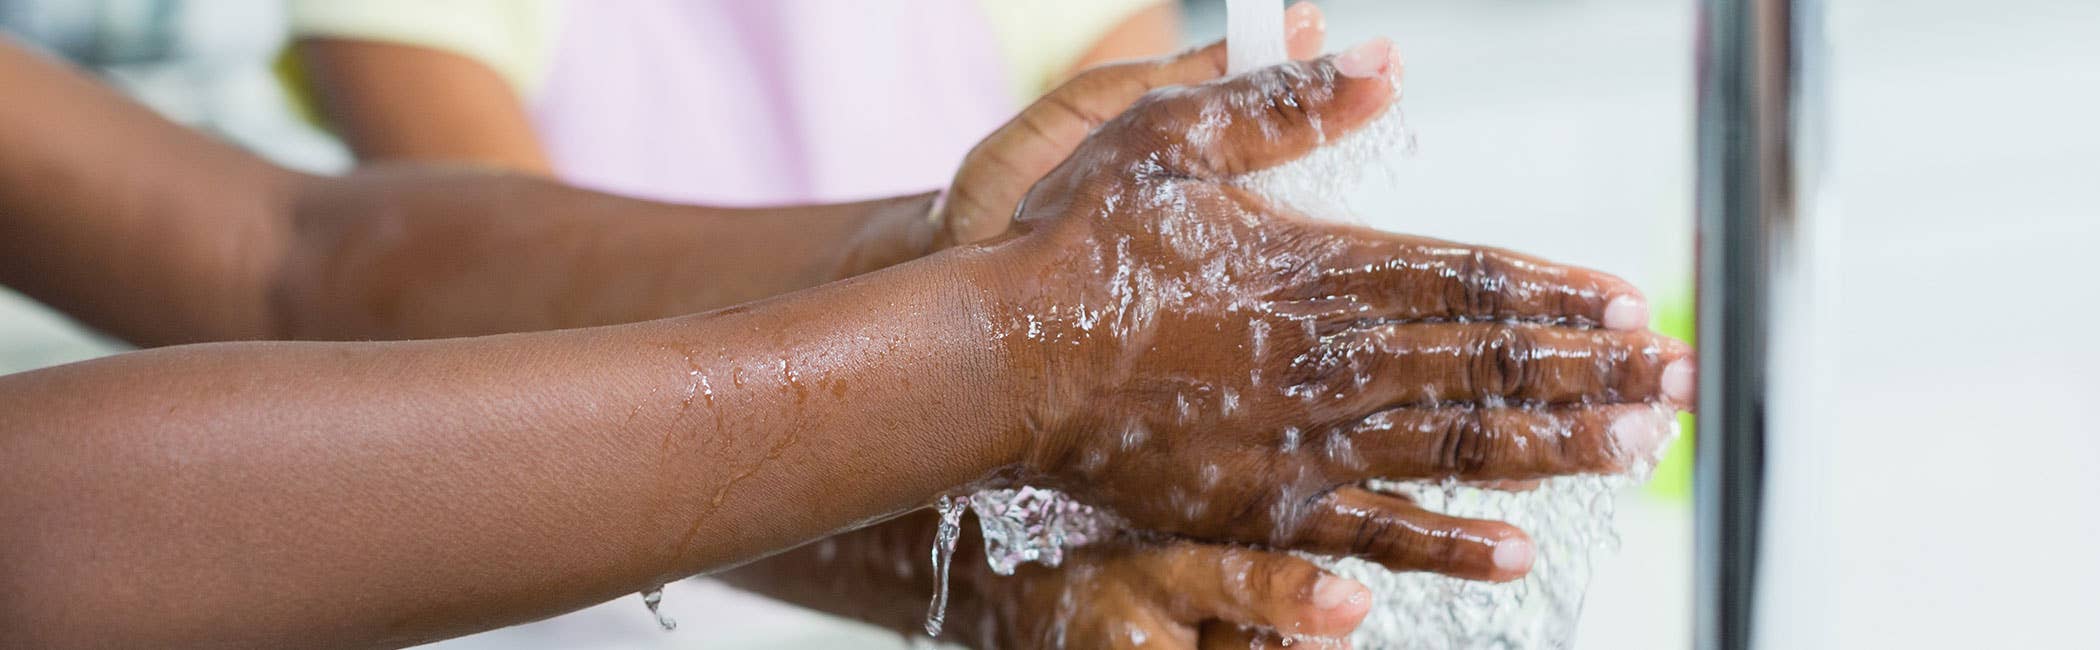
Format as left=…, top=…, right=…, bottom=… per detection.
left=639, top=584, right=676, bottom=631
left=968, top=486, right=1117, bottom=575
left=1227, top=3, right=1673, bottom=641
left=923, top=494, right=971, bottom=636
left=1326, top=419, right=1677, bottom=649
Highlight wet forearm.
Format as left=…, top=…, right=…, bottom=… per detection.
left=0, top=251, right=1023, bottom=648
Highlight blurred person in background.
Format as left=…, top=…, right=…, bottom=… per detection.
left=283, top=0, right=1182, bottom=207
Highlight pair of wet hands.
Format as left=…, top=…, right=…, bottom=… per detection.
left=856, top=6, right=1691, bottom=648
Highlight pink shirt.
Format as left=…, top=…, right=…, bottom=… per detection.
left=529, top=0, right=1017, bottom=206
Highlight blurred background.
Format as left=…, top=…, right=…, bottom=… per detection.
left=2, top=0, right=2094, bottom=648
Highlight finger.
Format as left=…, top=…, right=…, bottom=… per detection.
left=1471, top=479, right=1544, bottom=491
left=1131, top=542, right=1370, bottom=639
left=1104, top=606, right=1190, bottom=649
left=1278, top=228, right=1652, bottom=331
left=1199, top=621, right=1350, bottom=650
left=1199, top=623, right=1269, bottom=650
left=1339, top=403, right=1678, bottom=481
left=944, top=10, right=1328, bottom=244
left=1284, top=2, right=1328, bottom=60
left=1311, top=322, right=1694, bottom=408
left=1154, top=37, right=1403, bottom=178
left=1290, top=487, right=1534, bottom=582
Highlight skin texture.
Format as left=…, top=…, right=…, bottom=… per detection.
left=0, top=16, right=1692, bottom=650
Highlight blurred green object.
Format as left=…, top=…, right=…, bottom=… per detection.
left=1645, top=289, right=1696, bottom=501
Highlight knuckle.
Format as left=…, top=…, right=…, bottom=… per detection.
left=1265, top=559, right=1323, bottom=603
left=1069, top=63, right=1113, bottom=89
left=1564, top=410, right=1628, bottom=473
left=1044, top=90, right=1109, bottom=132
left=1260, top=70, right=1318, bottom=136
left=1431, top=408, right=1494, bottom=475
left=1449, top=248, right=1508, bottom=320
left=1467, top=326, right=1534, bottom=399
left=1286, top=331, right=1356, bottom=399
left=1345, top=511, right=1392, bottom=558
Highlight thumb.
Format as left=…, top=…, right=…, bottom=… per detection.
left=943, top=3, right=1328, bottom=245
left=1168, top=37, right=1404, bottom=179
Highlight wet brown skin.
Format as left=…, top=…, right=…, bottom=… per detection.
left=0, top=15, right=1689, bottom=649
left=974, top=53, right=1687, bottom=580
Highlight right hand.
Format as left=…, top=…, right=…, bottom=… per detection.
left=964, top=38, right=1695, bottom=579
left=955, top=538, right=1366, bottom=650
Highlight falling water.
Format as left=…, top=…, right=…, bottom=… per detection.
left=922, top=494, right=971, bottom=636
left=639, top=584, right=677, bottom=631
left=1227, top=0, right=1288, bottom=74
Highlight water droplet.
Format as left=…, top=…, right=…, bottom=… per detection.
left=639, top=584, right=676, bottom=631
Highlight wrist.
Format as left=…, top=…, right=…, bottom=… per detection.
left=832, top=191, right=943, bottom=281
left=933, top=245, right=1041, bottom=486
left=944, top=235, right=1074, bottom=486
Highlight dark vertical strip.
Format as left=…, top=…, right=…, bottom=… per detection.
left=1694, top=0, right=1822, bottom=647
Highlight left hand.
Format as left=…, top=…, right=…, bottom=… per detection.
left=935, top=2, right=1329, bottom=247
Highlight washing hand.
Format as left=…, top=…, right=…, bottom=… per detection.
left=954, top=537, right=1368, bottom=650
left=936, top=2, right=1328, bottom=247
left=749, top=509, right=1370, bottom=649
left=958, top=37, right=1693, bottom=581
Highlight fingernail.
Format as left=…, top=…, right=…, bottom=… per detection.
left=1492, top=539, right=1536, bottom=574
left=1334, top=38, right=1394, bottom=79
left=1603, top=295, right=1649, bottom=330
left=1661, top=358, right=1696, bottom=404
left=1286, top=2, right=1324, bottom=34
left=1312, top=575, right=1368, bottom=610
left=1610, top=406, right=1669, bottom=456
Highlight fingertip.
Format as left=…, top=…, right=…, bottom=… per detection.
left=1333, top=37, right=1395, bottom=80
left=1285, top=2, right=1327, bottom=60
left=1326, top=38, right=1401, bottom=132
left=1603, top=295, right=1650, bottom=331
left=1488, top=534, right=1536, bottom=581
left=1312, top=574, right=1369, bottom=610
left=1661, top=358, right=1697, bottom=405
left=1306, top=573, right=1373, bottom=635
left=1609, top=404, right=1675, bottom=459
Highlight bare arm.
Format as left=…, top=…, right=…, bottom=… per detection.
left=296, top=38, right=554, bottom=172
left=0, top=39, right=299, bottom=345
left=0, top=36, right=937, bottom=346
left=0, top=252, right=1023, bottom=648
